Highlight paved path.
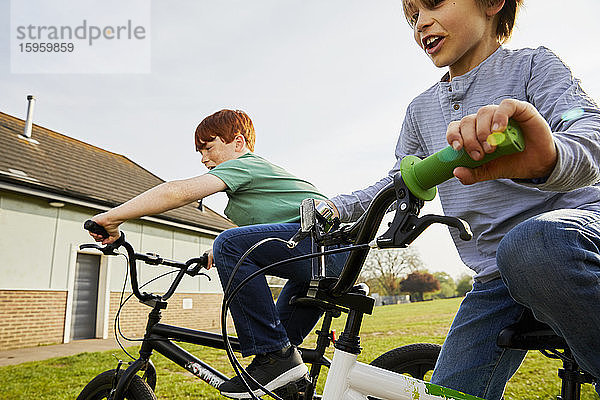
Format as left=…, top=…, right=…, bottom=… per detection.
left=0, top=338, right=123, bottom=366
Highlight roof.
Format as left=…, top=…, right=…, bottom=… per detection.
left=0, top=111, right=235, bottom=233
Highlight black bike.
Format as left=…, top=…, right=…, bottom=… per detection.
left=77, top=212, right=440, bottom=400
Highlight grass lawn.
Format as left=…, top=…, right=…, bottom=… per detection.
left=0, top=297, right=597, bottom=399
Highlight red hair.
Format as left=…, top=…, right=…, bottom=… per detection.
left=195, top=109, right=256, bottom=151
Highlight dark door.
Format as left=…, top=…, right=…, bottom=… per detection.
left=70, top=253, right=100, bottom=340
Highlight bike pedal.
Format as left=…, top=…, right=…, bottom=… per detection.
left=273, top=383, right=299, bottom=400
left=273, top=375, right=311, bottom=400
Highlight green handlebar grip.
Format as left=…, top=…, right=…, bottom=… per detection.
left=400, top=119, right=525, bottom=200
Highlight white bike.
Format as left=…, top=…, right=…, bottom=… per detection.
left=226, top=121, right=595, bottom=400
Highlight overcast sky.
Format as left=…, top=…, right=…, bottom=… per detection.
left=2, top=0, right=599, bottom=278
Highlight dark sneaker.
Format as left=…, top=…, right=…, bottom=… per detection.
left=219, top=346, right=308, bottom=399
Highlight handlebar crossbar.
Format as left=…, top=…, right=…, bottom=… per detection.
left=81, top=220, right=209, bottom=305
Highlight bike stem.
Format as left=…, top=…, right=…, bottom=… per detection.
left=328, top=173, right=471, bottom=297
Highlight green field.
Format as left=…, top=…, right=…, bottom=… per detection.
left=0, top=297, right=597, bottom=399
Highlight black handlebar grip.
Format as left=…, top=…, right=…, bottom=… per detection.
left=200, top=253, right=209, bottom=267
left=84, top=220, right=109, bottom=239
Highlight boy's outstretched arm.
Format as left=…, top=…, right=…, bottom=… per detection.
left=447, top=98, right=557, bottom=185
left=89, top=174, right=227, bottom=244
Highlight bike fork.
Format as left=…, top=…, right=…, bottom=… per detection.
left=304, top=310, right=338, bottom=399
left=108, top=360, right=125, bottom=399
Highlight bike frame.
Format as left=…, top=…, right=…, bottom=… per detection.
left=108, top=296, right=335, bottom=400
left=324, top=349, right=481, bottom=400
left=297, top=177, right=483, bottom=400
left=111, top=305, right=241, bottom=399
left=81, top=222, right=341, bottom=400
left=319, top=302, right=482, bottom=400
left=299, top=283, right=482, bottom=400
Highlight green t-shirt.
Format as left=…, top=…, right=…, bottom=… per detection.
left=207, top=153, right=327, bottom=226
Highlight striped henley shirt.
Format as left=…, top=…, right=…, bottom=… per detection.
left=330, top=46, right=600, bottom=282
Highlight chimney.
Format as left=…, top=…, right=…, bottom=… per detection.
left=19, top=95, right=39, bottom=144
left=23, top=95, right=36, bottom=138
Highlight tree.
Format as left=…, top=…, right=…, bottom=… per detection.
left=432, top=271, right=457, bottom=299
left=455, top=274, right=474, bottom=297
left=360, top=247, right=425, bottom=296
left=400, top=271, right=440, bottom=302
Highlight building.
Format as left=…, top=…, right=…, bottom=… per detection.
left=0, top=105, right=236, bottom=350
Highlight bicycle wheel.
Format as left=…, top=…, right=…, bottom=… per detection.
left=76, top=369, right=157, bottom=400
left=369, top=343, right=441, bottom=380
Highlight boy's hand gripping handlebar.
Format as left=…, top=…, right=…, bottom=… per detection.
left=400, top=119, right=525, bottom=200
left=314, top=120, right=525, bottom=297
left=81, top=220, right=125, bottom=255
left=83, top=219, right=110, bottom=237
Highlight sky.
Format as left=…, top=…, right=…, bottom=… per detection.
left=2, top=0, right=600, bottom=279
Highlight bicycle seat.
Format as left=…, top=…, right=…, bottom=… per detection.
left=497, top=309, right=568, bottom=350
left=289, top=282, right=371, bottom=312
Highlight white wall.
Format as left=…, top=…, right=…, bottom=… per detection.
left=106, top=219, right=222, bottom=294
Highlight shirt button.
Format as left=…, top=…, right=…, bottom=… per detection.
left=453, top=103, right=460, bottom=110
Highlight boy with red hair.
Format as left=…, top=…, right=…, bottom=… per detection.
left=89, top=109, right=347, bottom=398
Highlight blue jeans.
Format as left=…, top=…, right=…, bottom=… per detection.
left=212, top=223, right=347, bottom=357
left=431, top=209, right=600, bottom=399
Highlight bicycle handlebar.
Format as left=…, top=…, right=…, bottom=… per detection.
left=328, top=120, right=525, bottom=296
left=400, top=119, right=524, bottom=200
left=82, top=220, right=209, bottom=304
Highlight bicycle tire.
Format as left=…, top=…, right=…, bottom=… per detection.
left=76, top=369, right=157, bottom=400
left=369, top=343, right=441, bottom=380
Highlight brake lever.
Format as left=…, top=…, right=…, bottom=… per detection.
left=423, top=214, right=472, bottom=241
left=185, top=254, right=210, bottom=277
left=378, top=212, right=472, bottom=248
left=195, top=272, right=211, bottom=280
left=79, top=243, right=105, bottom=251
left=78, top=237, right=125, bottom=255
